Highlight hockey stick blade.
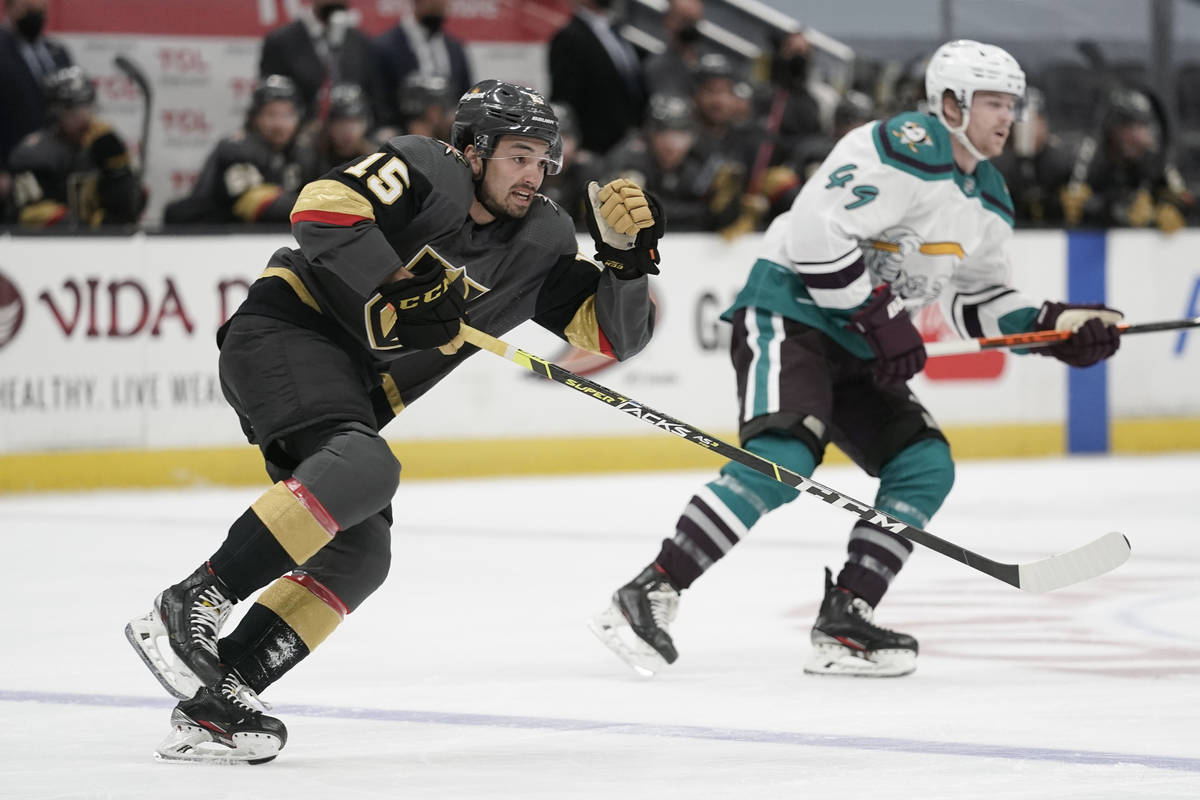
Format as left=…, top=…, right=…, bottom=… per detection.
left=1017, top=531, right=1131, bottom=593
left=926, top=315, right=1200, bottom=357
left=459, top=324, right=1132, bottom=592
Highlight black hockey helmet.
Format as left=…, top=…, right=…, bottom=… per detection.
left=328, top=83, right=370, bottom=122
left=1103, top=87, right=1155, bottom=129
left=44, top=66, right=96, bottom=112
left=250, top=74, right=303, bottom=116
left=833, top=90, right=876, bottom=131
left=691, top=53, right=739, bottom=86
left=397, top=73, right=456, bottom=122
left=645, top=92, right=695, bottom=131
left=451, top=79, right=562, bottom=174
left=549, top=102, right=579, bottom=140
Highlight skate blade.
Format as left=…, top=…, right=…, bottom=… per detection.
left=154, top=724, right=281, bottom=766
left=803, top=642, right=916, bottom=678
left=125, top=604, right=202, bottom=701
left=587, top=605, right=667, bottom=678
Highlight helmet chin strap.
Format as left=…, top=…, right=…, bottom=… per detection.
left=944, top=103, right=990, bottom=164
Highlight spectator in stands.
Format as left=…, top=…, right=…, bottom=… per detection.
left=991, top=87, right=1075, bottom=226
left=691, top=53, right=760, bottom=171
left=259, top=0, right=387, bottom=129
left=8, top=66, right=142, bottom=228
left=549, top=0, right=647, bottom=157
left=644, top=0, right=709, bottom=98
left=0, top=0, right=73, bottom=215
left=306, top=83, right=375, bottom=175
left=375, top=0, right=472, bottom=131
left=163, top=75, right=319, bottom=226
left=601, top=92, right=743, bottom=233
left=393, top=72, right=457, bottom=140
left=760, top=30, right=826, bottom=166
left=1060, top=87, right=1194, bottom=232
left=539, top=102, right=595, bottom=230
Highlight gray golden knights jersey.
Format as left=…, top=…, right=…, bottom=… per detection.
left=727, top=111, right=1041, bottom=359
left=231, top=134, right=654, bottom=418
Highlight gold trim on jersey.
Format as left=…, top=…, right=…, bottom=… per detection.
left=292, top=179, right=375, bottom=221
left=260, top=266, right=322, bottom=312
left=18, top=200, right=67, bottom=227
left=867, top=240, right=965, bottom=259
left=256, top=575, right=343, bottom=651
left=250, top=481, right=335, bottom=565
left=380, top=373, right=405, bottom=416
left=564, top=295, right=604, bottom=355
left=232, top=183, right=282, bottom=222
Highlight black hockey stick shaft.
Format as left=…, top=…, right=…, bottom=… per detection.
left=925, top=316, right=1200, bottom=357
left=113, top=55, right=152, bottom=174
left=459, top=324, right=1129, bottom=592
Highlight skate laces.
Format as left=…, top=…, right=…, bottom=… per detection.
left=646, top=583, right=679, bottom=628
left=220, top=673, right=271, bottom=713
left=190, top=585, right=232, bottom=657
left=849, top=596, right=898, bottom=635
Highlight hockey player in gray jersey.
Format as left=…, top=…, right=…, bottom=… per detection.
left=125, top=79, right=664, bottom=763
left=590, top=40, right=1123, bottom=679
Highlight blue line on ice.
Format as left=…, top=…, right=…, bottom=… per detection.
left=4, top=688, right=1196, bottom=773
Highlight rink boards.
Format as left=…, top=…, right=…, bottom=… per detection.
left=0, top=229, right=1198, bottom=490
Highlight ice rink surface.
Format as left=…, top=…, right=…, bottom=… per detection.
left=2, top=453, right=1198, bottom=799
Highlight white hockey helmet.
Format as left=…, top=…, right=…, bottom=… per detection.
left=925, top=39, right=1026, bottom=161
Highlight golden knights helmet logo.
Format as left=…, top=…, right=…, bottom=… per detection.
left=363, top=245, right=489, bottom=350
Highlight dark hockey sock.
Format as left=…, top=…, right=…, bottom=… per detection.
left=217, top=571, right=348, bottom=694
left=209, top=478, right=341, bottom=600
left=835, top=520, right=914, bottom=607
left=656, top=485, right=751, bottom=589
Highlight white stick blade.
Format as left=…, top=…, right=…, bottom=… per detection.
left=1017, top=532, right=1131, bottom=593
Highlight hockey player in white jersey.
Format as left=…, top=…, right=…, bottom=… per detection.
left=590, top=40, right=1124, bottom=678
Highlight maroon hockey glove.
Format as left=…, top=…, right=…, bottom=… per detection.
left=374, top=265, right=467, bottom=351
left=849, top=284, right=926, bottom=384
left=585, top=179, right=665, bottom=279
left=1035, top=301, right=1122, bottom=367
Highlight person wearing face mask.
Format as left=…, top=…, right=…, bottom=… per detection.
left=259, top=0, right=386, bottom=131
left=643, top=0, right=710, bottom=98
left=0, top=0, right=74, bottom=218
left=375, top=0, right=473, bottom=131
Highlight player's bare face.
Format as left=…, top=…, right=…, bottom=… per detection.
left=966, top=91, right=1016, bottom=159
left=477, top=136, right=550, bottom=220
left=255, top=100, right=300, bottom=151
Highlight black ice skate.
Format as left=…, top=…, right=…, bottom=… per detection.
left=588, top=563, right=680, bottom=677
left=125, top=562, right=235, bottom=699
left=804, top=567, right=918, bottom=677
left=154, top=671, right=286, bottom=765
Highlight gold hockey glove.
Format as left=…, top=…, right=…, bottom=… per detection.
left=586, top=178, right=665, bottom=279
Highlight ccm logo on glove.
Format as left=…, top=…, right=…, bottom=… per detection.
left=365, top=261, right=467, bottom=353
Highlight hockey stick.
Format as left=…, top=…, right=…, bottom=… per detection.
left=459, top=324, right=1130, bottom=593
left=113, top=55, right=152, bottom=175
left=925, top=316, right=1200, bottom=357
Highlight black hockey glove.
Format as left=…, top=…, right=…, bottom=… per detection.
left=373, top=265, right=467, bottom=353
left=585, top=178, right=665, bottom=279
left=848, top=284, right=926, bottom=384
left=84, top=123, right=130, bottom=172
left=1034, top=301, right=1123, bottom=367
